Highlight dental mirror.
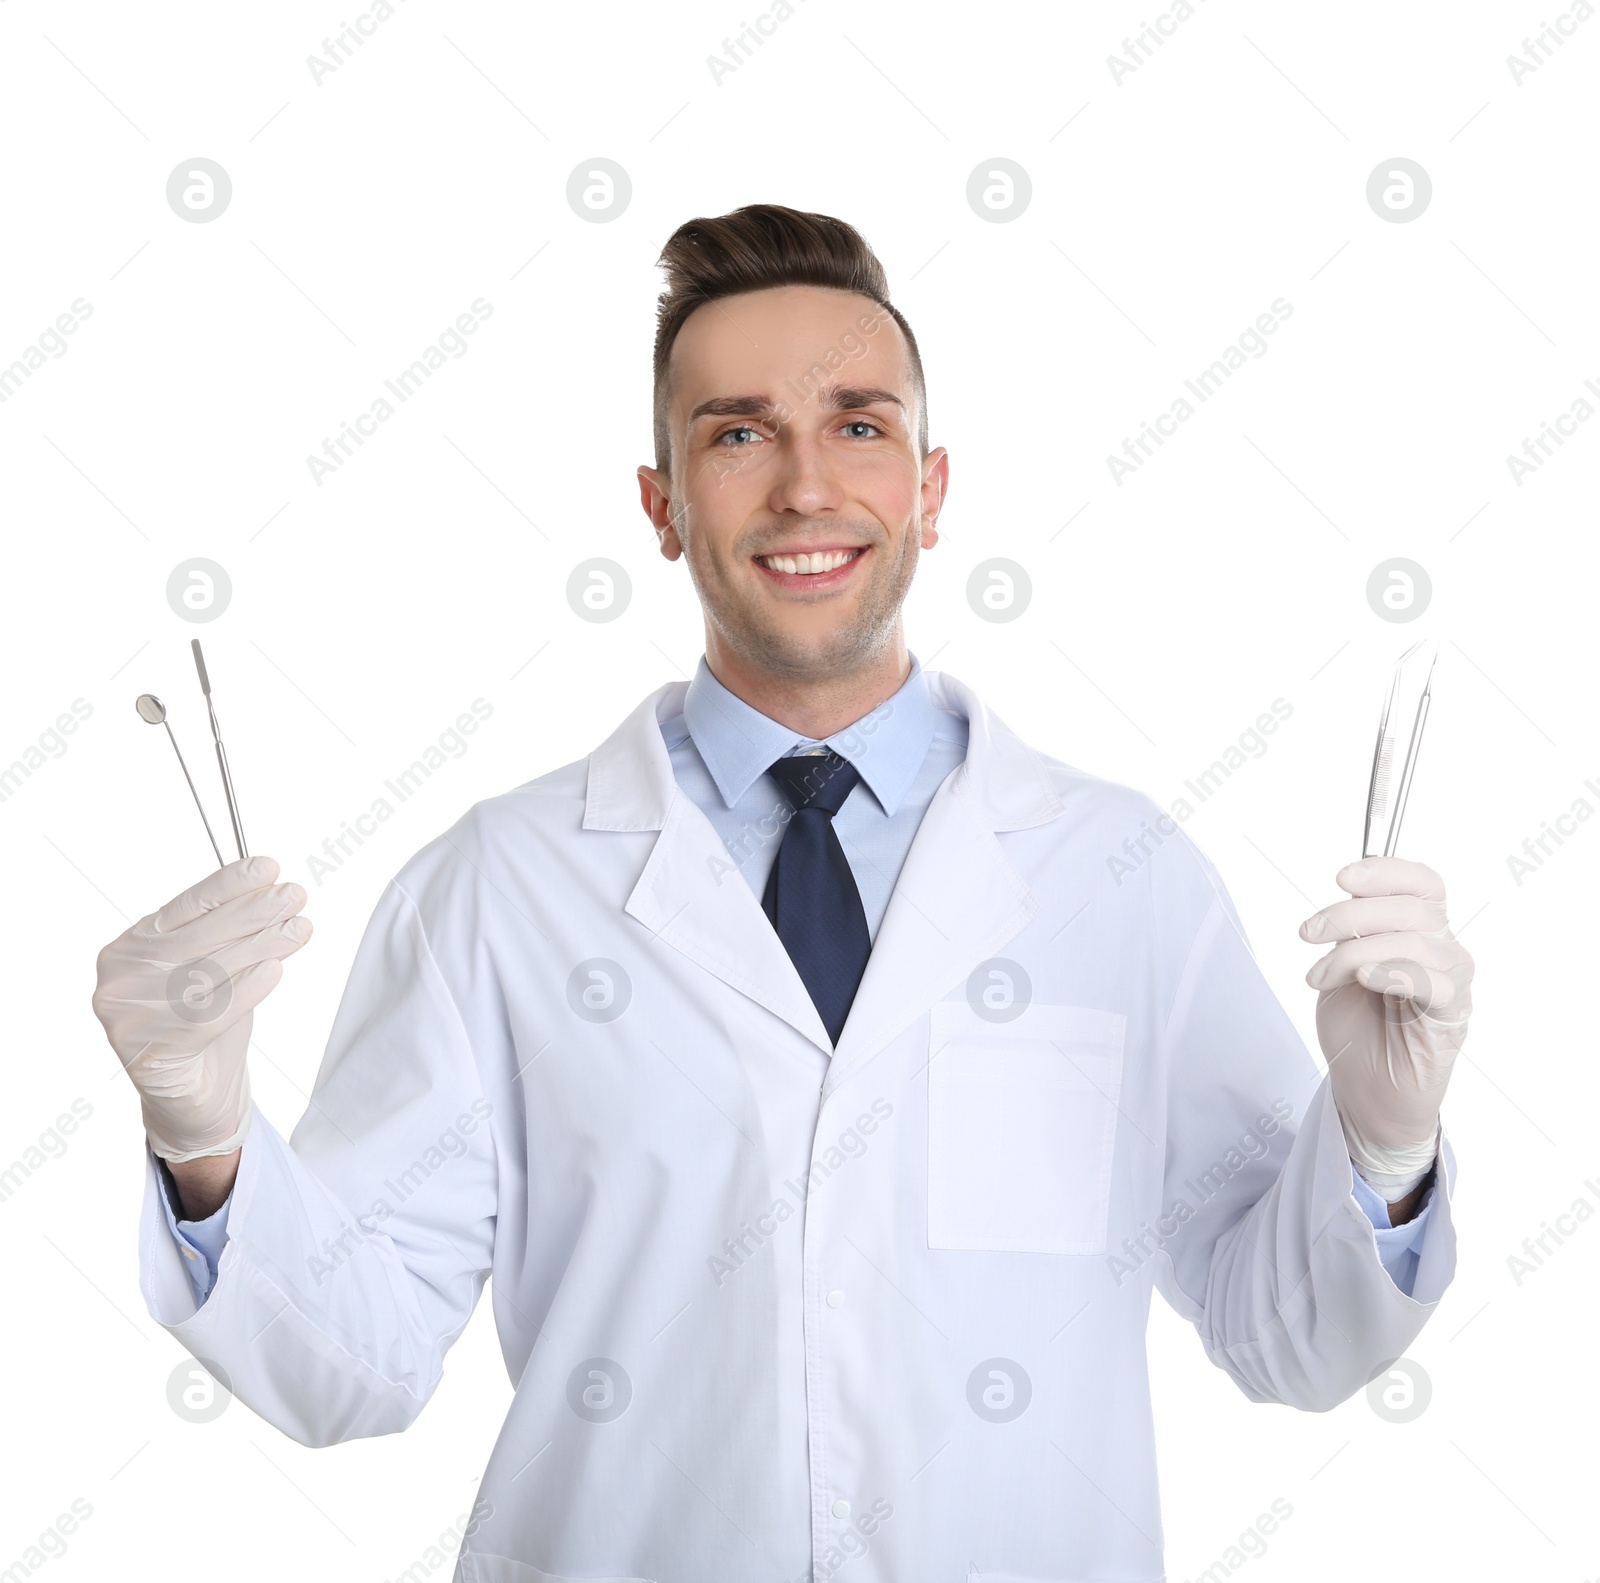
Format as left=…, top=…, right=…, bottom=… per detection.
left=136, top=692, right=226, bottom=868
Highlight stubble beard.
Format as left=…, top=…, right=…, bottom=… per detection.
left=687, top=513, right=920, bottom=684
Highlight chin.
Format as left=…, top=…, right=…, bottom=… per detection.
left=733, top=613, right=894, bottom=680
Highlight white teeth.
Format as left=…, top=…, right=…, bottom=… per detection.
left=761, top=549, right=860, bottom=575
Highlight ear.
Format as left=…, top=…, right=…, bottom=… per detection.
left=918, top=447, right=949, bottom=550
left=637, top=465, right=683, bottom=561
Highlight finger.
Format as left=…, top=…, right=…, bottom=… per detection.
left=152, top=915, right=312, bottom=997
left=155, top=855, right=281, bottom=932
left=1353, top=958, right=1469, bottom=1018
left=152, top=882, right=309, bottom=960
left=1334, top=855, right=1445, bottom=901
left=154, top=956, right=287, bottom=1055
left=1306, top=930, right=1459, bottom=991
left=1299, top=893, right=1449, bottom=943
left=216, top=954, right=288, bottom=1022
left=207, top=915, right=313, bottom=978
left=151, top=925, right=308, bottom=1046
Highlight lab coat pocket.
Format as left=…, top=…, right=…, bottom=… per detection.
left=458, top=1556, right=655, bottom=1583
left=928, top=1001, right=1126, bottom=1255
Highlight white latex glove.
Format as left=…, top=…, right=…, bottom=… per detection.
left=91, top=856, right=311, bottom=1162
left=1299, top=856, right=1473, bottom=1201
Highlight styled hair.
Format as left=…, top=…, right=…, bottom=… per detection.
left=651, top=203, right=927, bottom=472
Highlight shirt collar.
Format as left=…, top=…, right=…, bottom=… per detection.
left=682, top=653, right=936, bottom=816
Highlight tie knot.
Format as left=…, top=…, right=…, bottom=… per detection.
left=766, top=751, right=861, bottom=818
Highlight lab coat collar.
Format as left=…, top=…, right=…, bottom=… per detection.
left=681, top=653, right=937, bottom=818
left=583, top=670, right=1065, bottom=1064
left=583, top=669, right=1060, bottom=835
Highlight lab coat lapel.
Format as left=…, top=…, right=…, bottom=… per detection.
left=583, top=674, right=1064, bottom=1074
left=825, top=672, right=1065, bottom=1093
left=585, top=683, right=832, bottom=1054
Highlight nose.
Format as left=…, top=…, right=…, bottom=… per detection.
left=767, top=428, right=844, bottom=519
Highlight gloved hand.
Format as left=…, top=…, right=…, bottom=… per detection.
left=1298, top=856, right=1473, bottom=1201
left=92, top=856, right=311, bottom=1162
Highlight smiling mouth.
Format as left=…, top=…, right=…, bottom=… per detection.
left=755, top=548, right=866, bottom=576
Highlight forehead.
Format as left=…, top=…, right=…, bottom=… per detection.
left=668, top=285, right=911, bottom=409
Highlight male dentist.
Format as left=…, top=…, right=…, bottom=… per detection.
left=94, top=204, right=1471, bottom=1582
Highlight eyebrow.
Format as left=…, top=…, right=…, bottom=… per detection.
left=686, top=384, right=906, bottom=427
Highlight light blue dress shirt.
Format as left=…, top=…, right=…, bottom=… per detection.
left=156, top=653, right=1435, bottom=1303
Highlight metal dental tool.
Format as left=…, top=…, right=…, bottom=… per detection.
left=191, top=638, right=249, bottom=862
left=1362, top=638, right=1437, bottom=859
left=135, top=693, right=226, bottom=868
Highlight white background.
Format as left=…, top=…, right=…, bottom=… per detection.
left=1, top=1, right=1595, bottom=1578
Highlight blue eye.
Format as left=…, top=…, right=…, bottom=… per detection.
left=843, top=420, right=880, bottom=438
left=719, top=426, right=759, bottom=446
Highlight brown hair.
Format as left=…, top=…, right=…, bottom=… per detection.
left=651, top=203, right=928, bottom=472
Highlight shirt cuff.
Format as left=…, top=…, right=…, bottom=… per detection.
left=153, top=1151, right=233, bottom=1307
left=1350, top=1158, right=1437, bottom=1297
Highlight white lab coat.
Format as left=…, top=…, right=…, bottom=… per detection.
left=139, top=671, right=1456, bottom=1583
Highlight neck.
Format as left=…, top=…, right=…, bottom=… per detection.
left=704, top=627, right=912, bottom=740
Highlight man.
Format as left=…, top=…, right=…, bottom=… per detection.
left=94, top=204, right=1471, bottom=1582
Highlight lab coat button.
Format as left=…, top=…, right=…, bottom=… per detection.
left=826, top=1289, right=845, bottom=1307
left=832, top=1500, right=851, bottom=1518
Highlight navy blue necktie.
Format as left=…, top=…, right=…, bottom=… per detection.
left=761, top=751, right=872, bottom=1046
